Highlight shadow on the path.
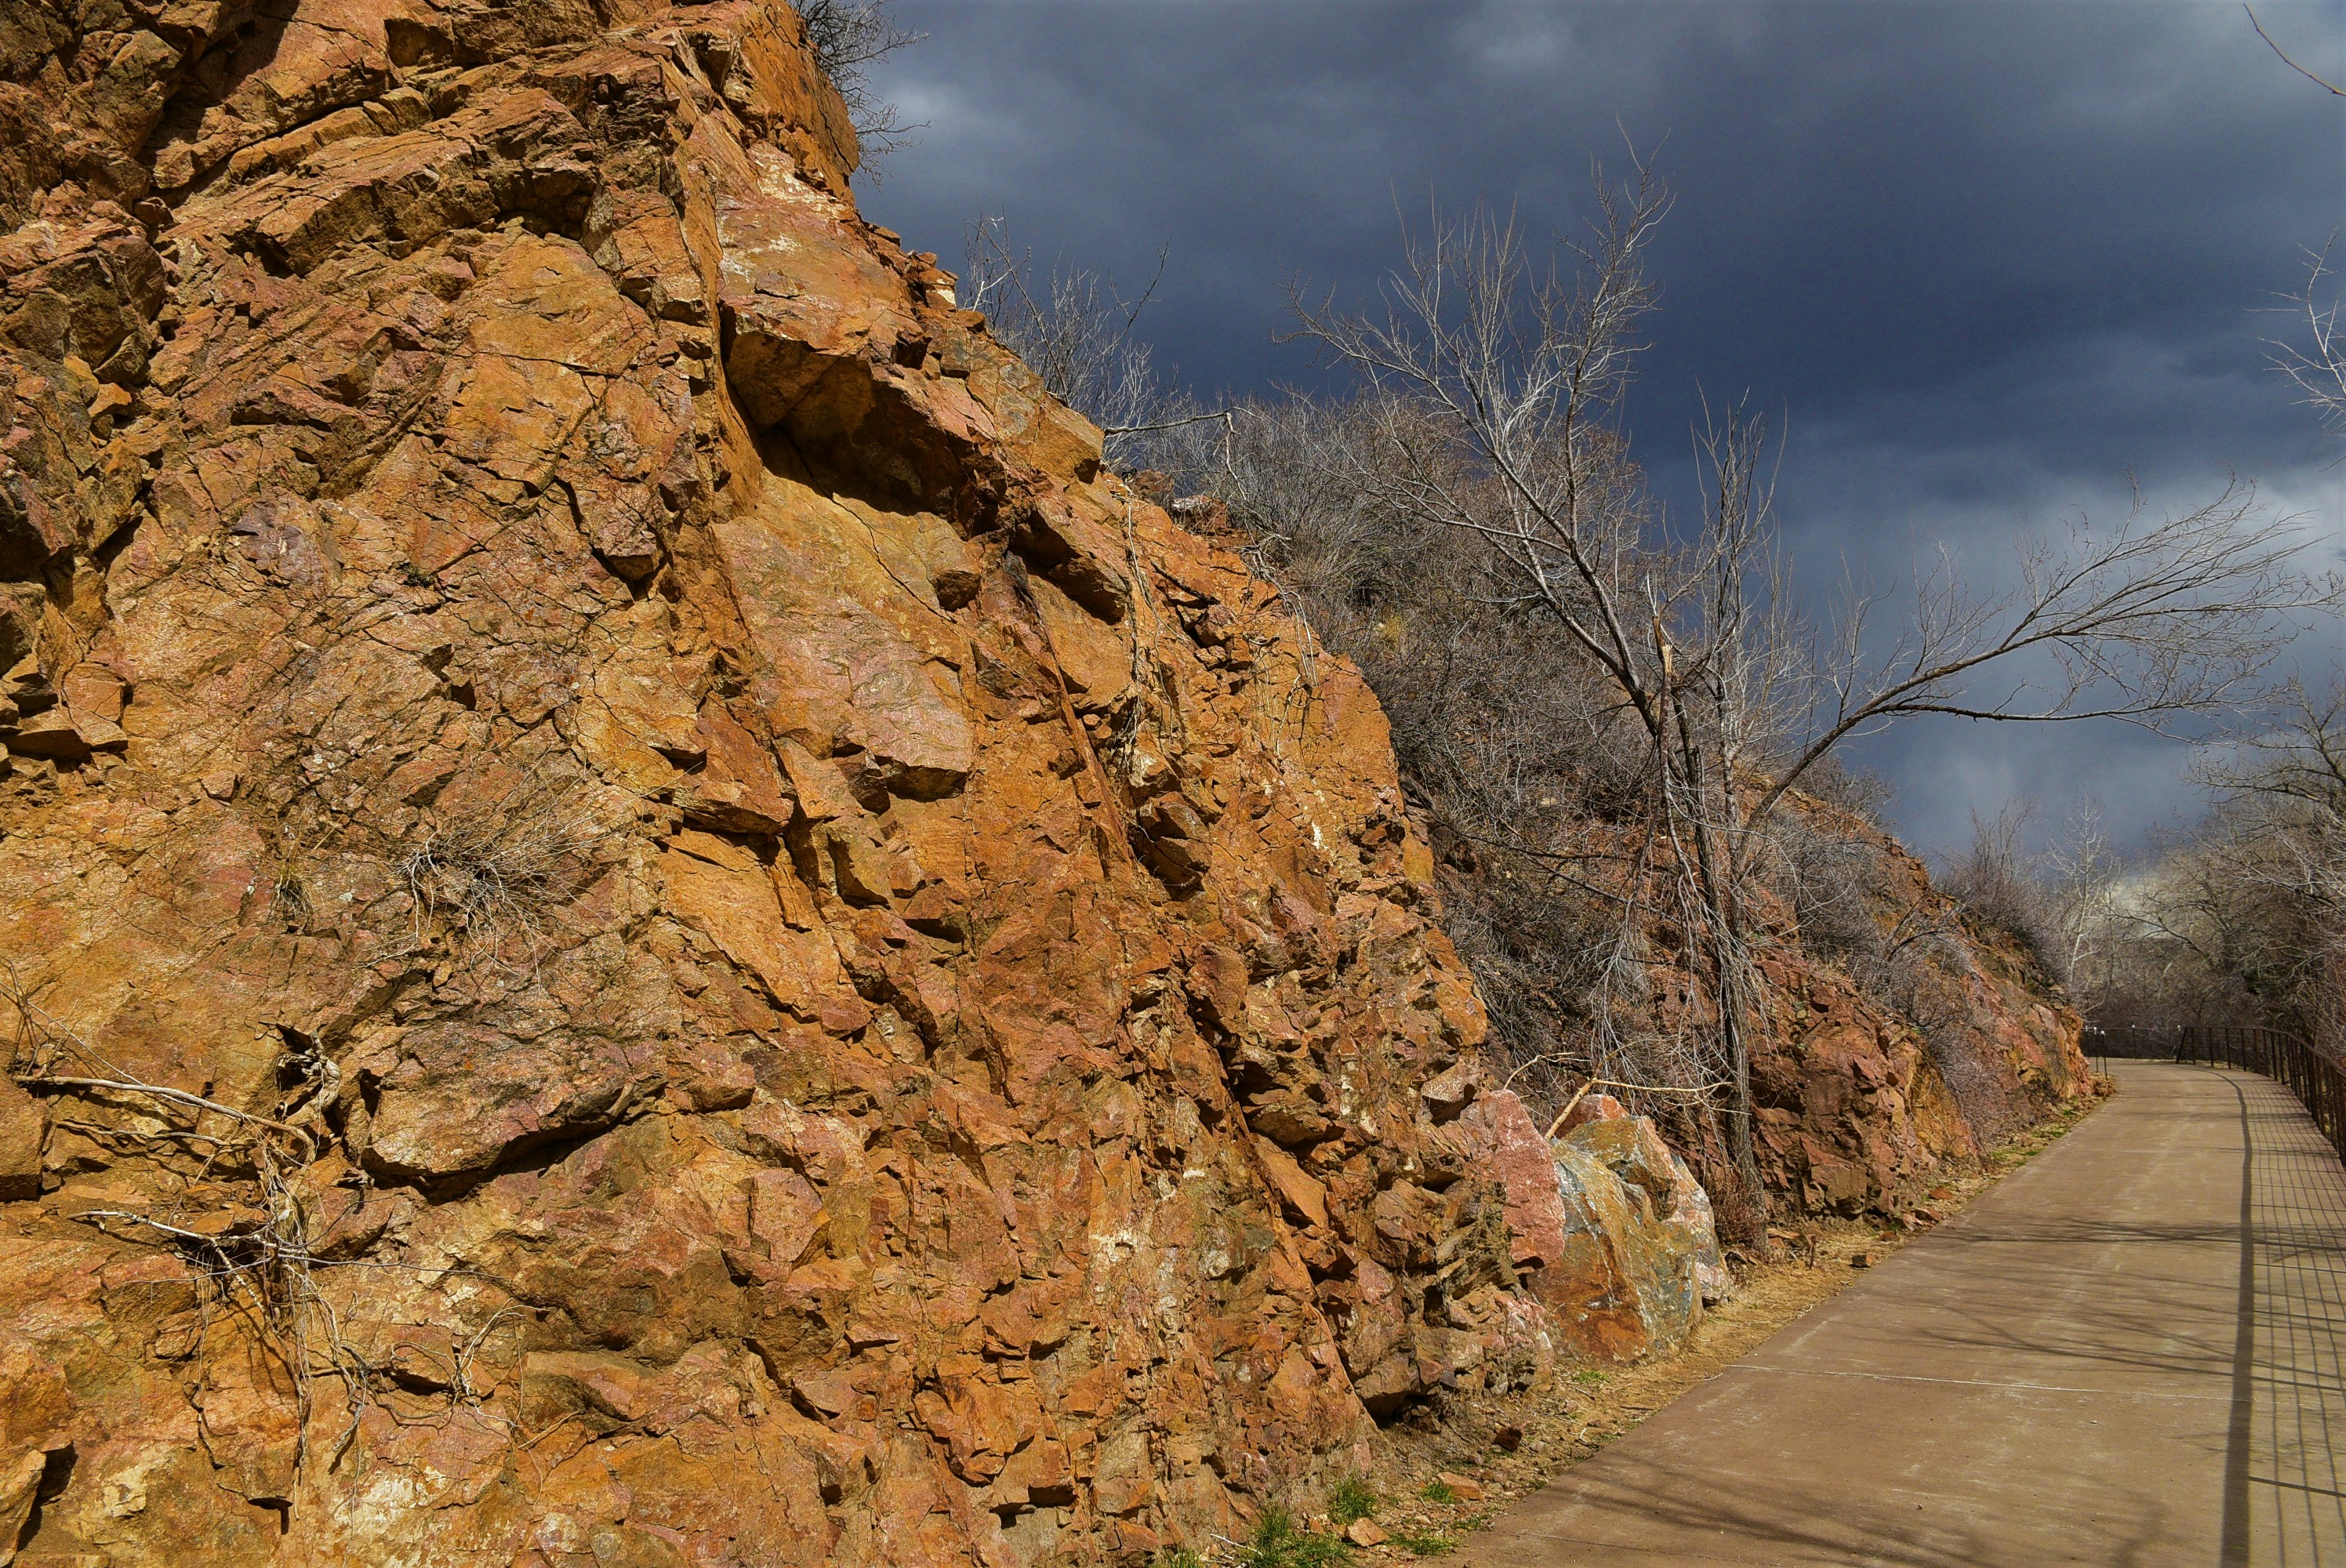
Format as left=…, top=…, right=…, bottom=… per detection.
left=1469, top=1062, right=2346, bottom=1565
left=1476, top=1462, right=2188, bottom=1567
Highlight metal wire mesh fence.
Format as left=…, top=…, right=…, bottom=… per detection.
left=2181, top=1024, right=2346, bottom=1163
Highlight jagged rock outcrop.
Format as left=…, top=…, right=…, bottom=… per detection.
left=1460, top=1090, right=1725, bottom=1365
left=0, top=5, right=1713, bottom=1564
left=1449, top=792, right=2091, bottom=1226
left=1741, top=808, right=2092, bottom=1217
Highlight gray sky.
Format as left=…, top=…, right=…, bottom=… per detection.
left=859, top=0, right=2346, bottom=862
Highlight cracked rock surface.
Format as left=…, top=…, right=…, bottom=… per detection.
left=0, top=2, right=2077, bottom=1559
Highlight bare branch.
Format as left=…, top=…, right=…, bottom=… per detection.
left=2267, top=238, right=2346, bottom=437
left=2247, top=4, right=2346, bottom=95
left=962, top=216, right=1200, bottom=467
left=797, top=1, right=928, bottom=168
left=1749, top=481, right=2335, bottom=826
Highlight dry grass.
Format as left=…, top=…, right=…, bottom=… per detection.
left=395, top=773, right=615, bottom=973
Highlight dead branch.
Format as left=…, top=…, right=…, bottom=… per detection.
left=2247, top=5, right=2346, bottom=95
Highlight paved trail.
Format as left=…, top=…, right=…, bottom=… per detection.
left=1465, top=1062, right=2346, bottom=1566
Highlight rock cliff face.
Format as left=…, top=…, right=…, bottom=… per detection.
left=0, top=4, right=2079, bottom=1564
left=0, top=4, right=1645, bottom=1563
left=1432, top=794, right=2091, bottom=1228
left=1739, top=809, right=2092, bottom=1217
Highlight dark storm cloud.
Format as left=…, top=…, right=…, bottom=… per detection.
left=860, top=0, right=2346, bottom=857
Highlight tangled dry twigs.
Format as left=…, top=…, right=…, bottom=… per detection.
left=2, top=975, right=519, bottom=1471
left=394, top=772, right=618, bottom=975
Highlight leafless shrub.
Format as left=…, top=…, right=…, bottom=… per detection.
left=1937, top=800, right=2065, bottom=980
left=1904, top=964, right=2037, bottom=1140
left=962, top=216, right=1215, bottom=470
left=1749, top=804, right=2039, bottom=1124
left=797, top=0, right=925, bottom=164
left=1197, top=394, right=1405, bottom=599
left=271, top=863, right=314, bottom=934
left=1798, top=755, right=1894, bottom=825
left=397, top=774, right=616, bottom=973
left=1768, top=813, right=1891, bottom=964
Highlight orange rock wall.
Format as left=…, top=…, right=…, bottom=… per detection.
left=1467, top=803, right=2091, bottom=1223
left=1743, top=812, right=2092, bottom=1215
left=0, top=5, right=1539, bottom=1563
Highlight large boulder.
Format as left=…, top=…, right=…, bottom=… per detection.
left=1457, top=1089, right=1724, bottom=1364
left=1541, top=1115, right=1721, bottom=1363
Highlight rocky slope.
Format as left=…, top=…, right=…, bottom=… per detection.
left=0, top=4, right=1739, bottom=1564
left=0, top=4, right=2084, bottom=1564
left=1447, top=793, right=2094, bottom=1225
left=1740, top=803, right=2092, bottom=1217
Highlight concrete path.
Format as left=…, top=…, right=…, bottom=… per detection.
left=1465, top=1062, right=2346, bottom=1566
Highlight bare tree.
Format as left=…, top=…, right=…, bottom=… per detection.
left=2268, top=241, right=2346, bottom=437
left=962, top=216, right=1208, bottom=468
left=2163, top=678, right=2346, bottom=1049
left=797, top=0, right=925, bottom=165
left=1934, top=795, right=2128, bottom=991
left=1938, top=800, right=2057, bottom=967
left=2045, top=794, right=2124, bottom=995
left=1291, top=157, right=2339, bottom=1226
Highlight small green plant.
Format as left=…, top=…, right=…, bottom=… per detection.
left=1156, top=1552, right=1204, bottom=1568
left=1327, top=1473, right=1378, bottom=1526
left=1389, top=1528, right=1455, bottom=1557
left=1239, top=1504, right=1349, bottom=1567
left=1573, top=1368, right=1609, bottom=1388
left=1419, top=1479, right=1458, bottom=1504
